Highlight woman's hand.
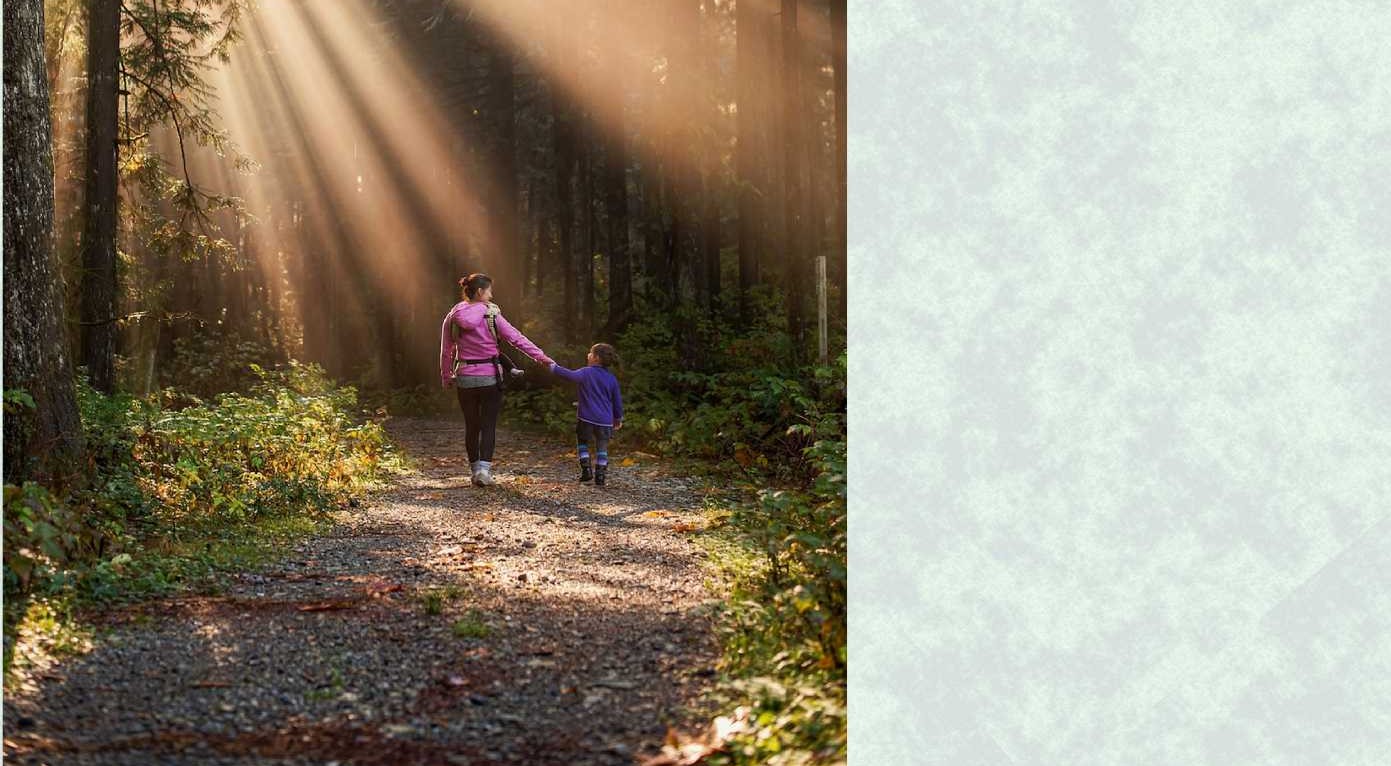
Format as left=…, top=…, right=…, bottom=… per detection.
left=539, top=355, right=555, bottom=366
left=614, top=420, right=623, bottom=431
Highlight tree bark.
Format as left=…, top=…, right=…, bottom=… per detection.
left=78, top=0, right=121, bottom=393
left=554, top=81, right=578, bottom=342
left=4, top=0, right=84, bottom=485
left=735, top=0, right=763, bottom=320
left=831, top=0, right=847, bottom=323
left=701, top=1, right=721, bottom=313
left=602, top=101, right=632, bottom=333
left=703, top=188, right=721, bottom=311
left=581, top=126, right=596, bottom=339
left=781, top=0, right=807, bottom=356
left=486, top=38, right=522, bottom=313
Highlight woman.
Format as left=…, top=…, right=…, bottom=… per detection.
left=439, top=273, right=553, bottom=486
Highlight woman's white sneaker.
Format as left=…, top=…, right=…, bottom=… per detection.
left=475, top=461, right=495, bottom=486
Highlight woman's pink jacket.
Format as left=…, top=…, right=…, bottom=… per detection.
left=439, top=301, right=546, bottom=387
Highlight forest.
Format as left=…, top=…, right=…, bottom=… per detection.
left=3, top=1, right=846, bottom=763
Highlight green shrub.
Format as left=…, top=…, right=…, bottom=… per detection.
left=3, top=362, right=395, bottom=607
left=165, top=327, right=286, bottom=400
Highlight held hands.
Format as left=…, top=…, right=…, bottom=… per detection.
left=539, top=355, right=555, bottom=367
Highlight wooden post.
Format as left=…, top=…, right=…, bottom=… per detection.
left=817, top=255, right=828, bottom=364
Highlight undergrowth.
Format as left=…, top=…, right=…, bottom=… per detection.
left=3, top=362, right=401, bottom=682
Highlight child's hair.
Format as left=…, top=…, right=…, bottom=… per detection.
left=590, top=343, right=620, bottom=368
left=459, top=273, right=492, bottom=300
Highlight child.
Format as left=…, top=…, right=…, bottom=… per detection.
left=549, top=344, right=623, bottom=486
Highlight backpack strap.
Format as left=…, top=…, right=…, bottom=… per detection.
left=482, top=303, right=520, bottom=383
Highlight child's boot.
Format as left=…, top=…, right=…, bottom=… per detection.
left=579, top=462, right=593, bottom=483
left=594, top=465, right=607, bottom=486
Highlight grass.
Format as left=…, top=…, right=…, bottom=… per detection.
left=417, top=583, right=468, bottom=616
left=305, top=666, right=346, bottom=702
left=451, top=610, right=491, bottom=639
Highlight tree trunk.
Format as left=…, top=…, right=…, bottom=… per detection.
left=581, top=127, right=596, bottom=339
left=735, top=0, right=763, bottom=321
left=602, top=106, right=631, bottom=333
left=703, top=188, right=721, bottom=311
left=670, top=0, right=703, bottom=308
left=554, top=87, right=577, bottom=343
left=701, top=1, right=721, bottom=314
left=781, top=0, right=807, bottom=357
left=487, top=39, right=522, bottom=313
left=78, top=0, right=121, bottom=393
left=521, top=180, right=534, bottom=297
left=831, top=0, right=847, bottom=324
left=3, top=0, right=84, bottom=486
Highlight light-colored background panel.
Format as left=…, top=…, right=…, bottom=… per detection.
left=851, top=2, right=1391, bottom=762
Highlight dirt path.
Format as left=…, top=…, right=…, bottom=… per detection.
left=3, top=417, right=722, bottom=765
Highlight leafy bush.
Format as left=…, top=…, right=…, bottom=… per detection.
left=164, top=326, right=286, bottom=399
left=2, top=362, right=394, bottom=607
left=706, top=395, right=846, bottom=765
left=708, top=678, right=847, bottom=765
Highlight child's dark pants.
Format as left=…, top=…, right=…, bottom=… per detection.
left=576, top=421, right=612, bottom=470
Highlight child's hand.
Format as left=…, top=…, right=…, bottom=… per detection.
left=614, top=420, right=623, bottom=431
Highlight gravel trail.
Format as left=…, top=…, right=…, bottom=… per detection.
left=4, top=417, right=721, bottom=765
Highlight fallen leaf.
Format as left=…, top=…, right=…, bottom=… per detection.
left=297, top=601, right=357, bottom=612
left=365, top=581, right=403, bottom=597
left=642, top=510, right=676, bottom=518
left=620, top=457, right=639, bottom=467
left=672, top=522, right=703, bottom=534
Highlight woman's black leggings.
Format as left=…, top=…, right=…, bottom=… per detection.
left=456, top=384, right=503, bottom=462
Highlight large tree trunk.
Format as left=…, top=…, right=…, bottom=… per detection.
left=3, top=0, right=84, bottom=486
left=671, top=0, right=703, bottom=309
left=78, top=0, right=121, bottom=393
left=781, top=0, right=807, bottom=357
left=596, top=0, right=632, bottom=334
left=703, top=189, right=721, bottom=311
left=486, top=39, right=522, bottom=314
left=700, top=1, right=721, bottom=314
left=735, top=0, right=763, bottom=321
left=554, top=84, right=578, bottom=343
left=581, top=127, right=596, bottom=339
left=831, top=0, right=846, bottom=324
left=602, top=106, right=631, bottom=333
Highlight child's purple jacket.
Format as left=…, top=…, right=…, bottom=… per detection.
left=439, top=301, right=546, bottom=387
left=549, top=363, right=624, bottom=427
